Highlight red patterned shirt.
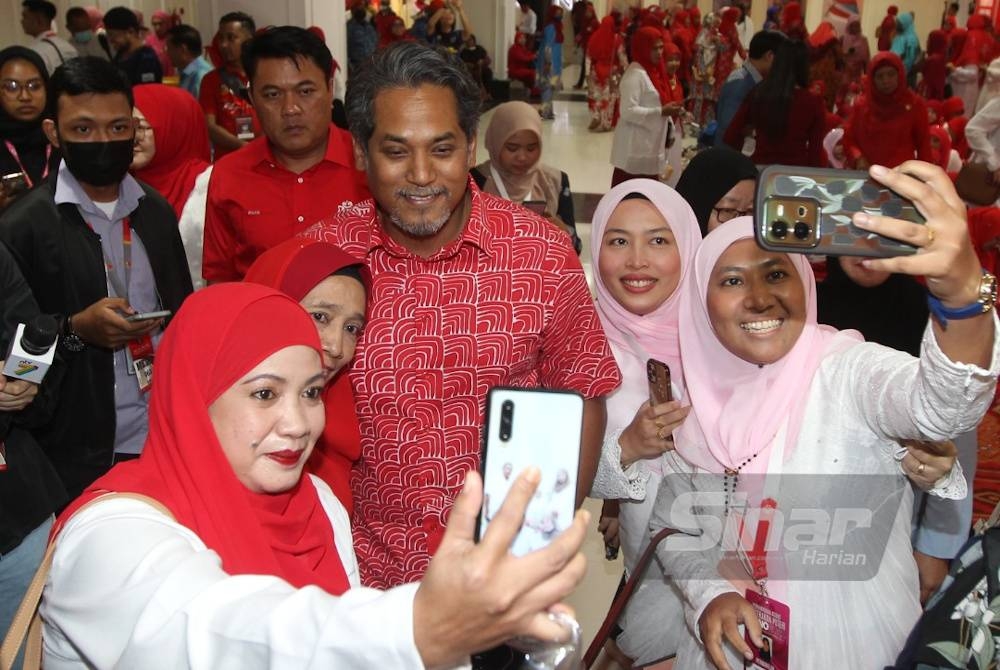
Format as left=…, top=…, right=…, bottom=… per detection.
left=304, top=179, right=621, bottom=587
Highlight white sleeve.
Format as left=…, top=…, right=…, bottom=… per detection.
left=966, top=99, right=1000, bottom=171
left=589, top=426, right=650, bottom=500
left=618, top=69, right=662, bottom=123
left=41, top=497, right=431, bottom=670
left=840, top=315, right=1000, bottom=444
left=177, top=165, right=213, bottom=291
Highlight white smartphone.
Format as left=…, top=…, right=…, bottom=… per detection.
left=477, top=387, right=584, bottom=557
left=125, top=309, right=172, bottom=322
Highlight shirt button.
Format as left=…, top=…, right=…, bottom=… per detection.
left=297, top=216, right=304, bottom=222
left=297, top=177, right=304, bottom=184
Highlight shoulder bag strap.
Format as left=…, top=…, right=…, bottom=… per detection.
left=0, top=493, right=173, bottom=670
left=40, top=39, right=65, bottom=66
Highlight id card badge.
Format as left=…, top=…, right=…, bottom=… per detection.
left=126, top=335, right=154, bottom=392
left=744, top=589, right=790, bottom=670
left=235, top=115, right=255, bottom=141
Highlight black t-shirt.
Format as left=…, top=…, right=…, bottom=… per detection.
left=115, top=45, right=162, bottom=85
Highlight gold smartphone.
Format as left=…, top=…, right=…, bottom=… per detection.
left=647, top=358, right=672, bottom=406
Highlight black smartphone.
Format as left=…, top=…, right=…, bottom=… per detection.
left=754, top=165, right=924, bottom=257
left=1, top=172, right=28, bottom=197
left=647, top=358, right=672, bottom=406
left=477, top=387, right=583, bottom=557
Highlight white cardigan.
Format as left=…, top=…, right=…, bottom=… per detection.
left=41, top=475, right=439, bottom=669
left=611, top=63, right=670, bottom=176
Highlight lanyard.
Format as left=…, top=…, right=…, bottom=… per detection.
left=734, top=422, right=787, bottom=593
left=4, top=141, right=51, bottom=189
left=87, top=216, right=132, bottom=302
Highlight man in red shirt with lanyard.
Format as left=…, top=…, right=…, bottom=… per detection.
left=198, top=12, right=258, bottom=158
left=202, top=27, right=368, bottom=283
left=304, top=42, right=621, bottom=594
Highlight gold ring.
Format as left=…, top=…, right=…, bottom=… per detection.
left=926, top=227, right=935, bottom=247
left=917, top=462, right=926, bottom=475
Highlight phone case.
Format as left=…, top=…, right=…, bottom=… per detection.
left=754, top=165, right=924, bottom=258
left=478, top=387, right=583, bottom=557
left=647, top=359, right=672, bottom=406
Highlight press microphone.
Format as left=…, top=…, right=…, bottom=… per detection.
left=2, top=315, right=59, bottom=384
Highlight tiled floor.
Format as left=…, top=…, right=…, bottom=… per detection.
left=474, top=64, right=629, bottom=665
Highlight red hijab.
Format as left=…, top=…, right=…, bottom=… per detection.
left=928, top=125, right=953, bottom=169
left=948, top=116, right=970, bottom=159
left=863, top=52, right=912, bottom=121
left=943, top=95, right=966, bottom=119
left=949, top=28, right=968, bottom=65
left=632, top=26, right=670, bottom=104
left=956, top=14, right=996, bottom=68
left=56, top=284, right=351, bottom=595
left=132, top=84, right=211, bottom=218
left=244, top=238, right=369, bottom=515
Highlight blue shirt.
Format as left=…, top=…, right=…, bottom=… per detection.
left=179, top=55, right=213, bottom=99
left=714, top=61, right=763, bottom=146
left=54, top=161, right=162, bottom=455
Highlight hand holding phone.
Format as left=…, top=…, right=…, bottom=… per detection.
left=2, top=172, right=28, bottom=198
left=125, top=310, right=172, bottom=323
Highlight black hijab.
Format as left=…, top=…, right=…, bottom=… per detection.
left=0, top=46, right=59, bottom=187
left=816, top=256, right=928, bottom=357
left=674, top=146, right=758, bottom=236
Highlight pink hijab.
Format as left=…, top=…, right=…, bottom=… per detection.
left=590, top=179, right=702, bottom=424
left=675, top=219, right=861, bottom=474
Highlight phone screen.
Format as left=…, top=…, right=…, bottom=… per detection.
left=522, top=200, right=547, bottom=215
left=478, top=387, right=583, bottom=556
left=2, top=172, right=28, bottom=196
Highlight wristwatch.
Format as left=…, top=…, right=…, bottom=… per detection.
left=60, top=314, right=86, bottom=352
left=927, top=270, right=998, bottom=328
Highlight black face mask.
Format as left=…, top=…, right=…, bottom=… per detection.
left=60, top=138, right=135, bottom=187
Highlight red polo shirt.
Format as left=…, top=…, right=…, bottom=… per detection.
left=304, top=180, right=621, bottom=588
left=202, top=124, right=369, bottom=282
left=198, top=67, right=261, bottom=159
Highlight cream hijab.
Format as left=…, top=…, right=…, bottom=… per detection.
left=476, top=101, right=563, bottom=215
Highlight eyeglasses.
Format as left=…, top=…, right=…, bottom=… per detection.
left=1, top=79, right=45, bottom=97
left=712, top=206, right=754, bottom=223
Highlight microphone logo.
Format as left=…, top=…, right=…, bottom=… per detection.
left=13, top=360, right=39, bottom=376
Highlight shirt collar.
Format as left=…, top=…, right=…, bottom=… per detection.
left=255, top=124, right=356, bottom=173
left=365, top=176, right=494, bottom=259
left=746, top=61, right=763, bottom=83
left=54, top=159, right=145, bottom=221
left=181, top=57, right=203, bottom=76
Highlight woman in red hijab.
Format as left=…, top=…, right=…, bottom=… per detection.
left=714, top=6, right=746, bottom=99
left=950, top=14, right=997, bottom=118
left=918, top=29, right=949, bottom=100
left=39, top=282, right=591, bottom=668
left=130, top=84, right=211, bottom=218
left=670, top=9, right=694, bottom=89
left=877, top=5, right=899, bottom=51
left=508, top=31, right=538, bottom=93
left=780, top=1, right=807, bottom=42
left=809, top=20, right=845, bottom=111
left=244, top=238, right=368, bottom=514
left=587, top=16, right=626, bottom=132
left=948, top=116, right=971, bottom=160
left=842, top=52, right=933, bottom=169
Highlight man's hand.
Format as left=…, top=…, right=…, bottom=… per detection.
left=71, top=297, right=163, bottom=350
left=0, top=368, right=39, bottom=411
left=413, top=468, right=588, bottom=669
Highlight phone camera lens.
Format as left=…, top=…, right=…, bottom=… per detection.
left=793, top=221, right=811, bottom=240
left=770, top=220, right=788, bottom=239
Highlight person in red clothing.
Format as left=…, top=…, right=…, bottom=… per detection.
left=507, top=30, right=537, bottom=91
left=779, top=1, right=808, bottom=42
left=199, top=11, right=259, bottom=158
left=949, top=115, right=971, bottom=160
left=877, top=5, right=899, bottom=52
left=373, top=0, right=399, bottom=48
left=304, top=41, right=620, bottom=591
left=724, top=40, right=826, bottom=167
left=671, top=9, right=694, bottom=90
left=202, top=27, right=369, bottom=283
left=918, top=29, right=949, bottom=100
left=842, top=52, right=933, bottom=169
left=714, top=6, right=746, bottom=99
left=244, top=238, right=368, bottom=515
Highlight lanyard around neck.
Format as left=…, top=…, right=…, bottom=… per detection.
left=86, top=216, right=133, bottom=301
left=488, top=163, right=532, bottom=203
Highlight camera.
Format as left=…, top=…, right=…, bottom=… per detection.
left=499, top=399, right=514, bottom=442
left=770, top=220, right=789, bottom=239
left=793, top=221, right=811, bottom=240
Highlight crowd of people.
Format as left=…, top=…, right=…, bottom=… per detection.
left=1, top=1, right=1000, bottom=669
